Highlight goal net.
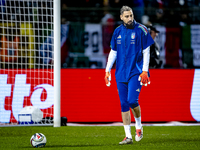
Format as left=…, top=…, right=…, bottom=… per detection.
left=0, top=0, right=56, bottom=126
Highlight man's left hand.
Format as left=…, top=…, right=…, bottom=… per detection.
left=138, top=71, right=150, bottom=86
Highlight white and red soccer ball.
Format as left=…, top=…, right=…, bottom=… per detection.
left=30, top=133, right=47, bottom=148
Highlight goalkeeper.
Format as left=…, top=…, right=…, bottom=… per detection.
left=105, top=6, right=154, bottom=145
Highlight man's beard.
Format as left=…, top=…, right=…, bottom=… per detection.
left=124, top=21, right=134, bottom=29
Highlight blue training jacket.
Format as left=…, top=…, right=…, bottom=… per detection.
left=110, top=20, right=154, bottom=82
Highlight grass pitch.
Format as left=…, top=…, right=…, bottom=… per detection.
left=0, top=125, right=200, bottom=150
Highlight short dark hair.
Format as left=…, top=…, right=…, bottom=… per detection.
left=120, top=6, right=132, bottom=15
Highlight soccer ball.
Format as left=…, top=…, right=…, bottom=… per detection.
left=30, top=133, right=47, bottom=148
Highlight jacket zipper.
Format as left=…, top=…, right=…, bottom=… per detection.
left=125, top=28, right=127, bottom=81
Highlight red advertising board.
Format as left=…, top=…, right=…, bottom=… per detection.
left=0, top=69, right=199, bottom=123
left=0, top=69, right=54, bottom=123
left=61, top=69, right=197, bottom=122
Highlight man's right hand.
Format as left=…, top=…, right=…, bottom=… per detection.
left=105, top=72, right=111, bottom=86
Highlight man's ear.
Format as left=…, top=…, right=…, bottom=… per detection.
left=120, top=15, right=123, bottom=20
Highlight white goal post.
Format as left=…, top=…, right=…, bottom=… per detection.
left=53, top=0, right=61, bottom=127
left=0, top=0, right=60, bottom=127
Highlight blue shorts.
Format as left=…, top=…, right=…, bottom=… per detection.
left=117, top=75, right=142, bottom=112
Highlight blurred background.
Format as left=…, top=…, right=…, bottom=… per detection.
left=0, top=0, right=200, bottom=69
left=60, top=0, right=200, bottom=69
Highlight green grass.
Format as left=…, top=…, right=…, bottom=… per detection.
left=0, top=126, right=200, bottom=150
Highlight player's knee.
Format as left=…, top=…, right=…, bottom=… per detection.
left=130, top=101, right=139, bottom=109
left=121, top=102, right=130, bottom=112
